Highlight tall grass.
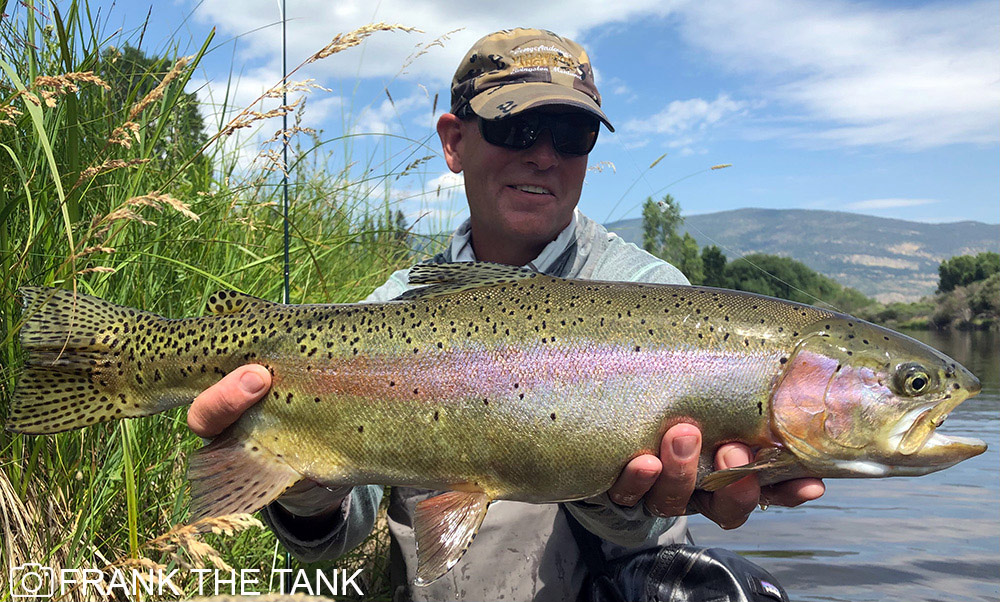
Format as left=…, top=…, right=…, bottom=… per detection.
left=1, top=3, right=427, bottom=599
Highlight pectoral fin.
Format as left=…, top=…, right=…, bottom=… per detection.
left=413, top=491, right=492, bottom=585
left=188, top=432, right=301, bottom=520
left=699, top=447, right=801, bottom=491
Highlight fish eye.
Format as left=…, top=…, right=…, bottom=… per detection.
left=894, top=363, right=935, bottom=397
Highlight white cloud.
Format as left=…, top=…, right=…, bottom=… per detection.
left=426, top=171, right=465, bottom=199
left=674, top=0, right=999, bottom=149
left=621, top=94, right=747, bottom=151
left=350, top=91, right=432, bottom=136
left=632, top=94, right=747, bottom=135
left=187, top=0, right=997, bottom=153
left=190, top=0, right=678, bottom=86
left=845, top=198, right=938, bottom=210
left=387, top=171, right=467, bottom=233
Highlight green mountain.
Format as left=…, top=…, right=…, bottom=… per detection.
left=605, top=208, right=999, bottom=302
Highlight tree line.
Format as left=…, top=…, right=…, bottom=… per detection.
left=641, top=195, right=998, bottom=329
left=641, top=196, right=871, bottom=313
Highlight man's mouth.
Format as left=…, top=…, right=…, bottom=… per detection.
left=511, top=184, right=553, bottom=195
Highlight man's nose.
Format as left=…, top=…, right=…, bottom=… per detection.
left=523, top=129, right=560, bottom=169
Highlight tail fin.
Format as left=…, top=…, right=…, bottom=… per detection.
left=7, top=287, right=168, bottom=434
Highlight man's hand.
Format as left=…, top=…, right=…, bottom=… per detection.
left=607, top=423, right=825, bottom=529
left=187, top=365, right=272, bottom=437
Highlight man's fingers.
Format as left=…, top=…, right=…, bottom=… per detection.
left=188, top=365, right=271, bottom=437
left=700, top=444, right=760, bottom=529
left=763, top=478, right=826, bottom=508
left=607, top=455, right=661, bottom=506
left=644, top=423, right=701, bottom=517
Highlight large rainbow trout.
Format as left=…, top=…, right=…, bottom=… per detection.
left=8, top=262, right=986, bottom=582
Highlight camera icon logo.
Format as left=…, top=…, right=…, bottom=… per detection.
left=10, top=564, right=55, bottom=598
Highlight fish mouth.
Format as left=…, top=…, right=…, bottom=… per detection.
left=890, top=379, right=985, bottom=460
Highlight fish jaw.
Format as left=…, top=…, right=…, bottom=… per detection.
left=895, top=368, right=981, bottom=455
left=769, top=317, right=987, bottom=479
left=885, top=387, right=987, bottom=475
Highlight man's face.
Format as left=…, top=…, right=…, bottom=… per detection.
left=441, top=109, right=590, bottom=256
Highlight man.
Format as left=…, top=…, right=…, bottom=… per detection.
left=188, top=28, right=824, bottom=601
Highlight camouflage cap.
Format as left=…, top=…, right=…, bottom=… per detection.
left=450, top=28, right=614, bottom=131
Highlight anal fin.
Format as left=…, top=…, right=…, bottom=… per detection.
left=699, top=447, right=801, bottom=491
left=188, top=432, right=301, bottom=520
left=413, top=491, right=492, bottom=585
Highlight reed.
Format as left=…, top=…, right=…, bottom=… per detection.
left=1, top=2, right=428, bottom=599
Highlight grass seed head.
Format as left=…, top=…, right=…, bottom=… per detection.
left=128, top=56, right=191, bottom=120
left=76, top=158, right=151, bottom=184
left=310, top=23, right=419, bottom=63
left=109, top=121, right=141, bottom=148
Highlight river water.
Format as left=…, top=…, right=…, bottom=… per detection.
left=688, top=329, right=1000, bottom=602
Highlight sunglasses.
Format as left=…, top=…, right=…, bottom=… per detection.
left=478, top=112, right=600, bottom=156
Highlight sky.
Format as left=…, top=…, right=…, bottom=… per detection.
left=57, top=0, right=1000, bottom=232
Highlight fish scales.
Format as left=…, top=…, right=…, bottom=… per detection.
left=8, top=262, right=986, bottom=584
left=246, top=279, right=822, bottom=502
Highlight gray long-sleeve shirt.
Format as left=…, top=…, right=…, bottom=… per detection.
left=264, top=210, right=691, bottom=601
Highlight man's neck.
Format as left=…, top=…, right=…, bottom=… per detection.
left=469, top=231, right=546, bottom=266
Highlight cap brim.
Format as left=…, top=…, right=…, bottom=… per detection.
left=469, top=82, right=614, bottom=132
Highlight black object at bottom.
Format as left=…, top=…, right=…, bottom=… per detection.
left=564, top=507, right=788, bottom=602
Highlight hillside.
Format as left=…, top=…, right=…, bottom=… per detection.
left=606, top=208, right=998, bottom=302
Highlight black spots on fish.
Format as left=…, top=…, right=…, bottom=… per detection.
left=358, top=425, right=364, bottom=433
left=550, top=412, right=557, bottom=421
left=743, top=338, right=750, bottom=347
left=433, top=410, right=440, bottom=421
left=953, top=383, right=961, bottom=390
left=757, top=401, right=764, bottom=415
left=314, top=397, right=321, bottom=403
left=285, top=392, right=294, bottom=404
left=779, top=357, right=788, bottom=365
left=483, top=398, right=489, bottom=406
left=836, top=363, right=843, bottom=372
left=413, top=388, right=420, bottom=395
left=846, top=350, right=853, bottom=356
left=635, top=345, right=641, bottom=352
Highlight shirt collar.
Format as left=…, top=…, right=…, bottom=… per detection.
left=447, top=209, right=580, bottom=270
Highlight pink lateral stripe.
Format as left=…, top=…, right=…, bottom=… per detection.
left=298, top=342, right=780, bottom=404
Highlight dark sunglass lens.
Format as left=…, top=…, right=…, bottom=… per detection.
left=480, top=113, right=599, bottom=155
left=480, top=116, right=538, bottom=150
left=550, top=114, right=599, bottom=155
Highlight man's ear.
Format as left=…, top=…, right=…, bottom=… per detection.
left=437, top=113, right=464, bottom=173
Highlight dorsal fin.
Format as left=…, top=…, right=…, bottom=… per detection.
left=397, top=262, right=539, bottom=300
left=204, top=290, right=278, bottom=315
